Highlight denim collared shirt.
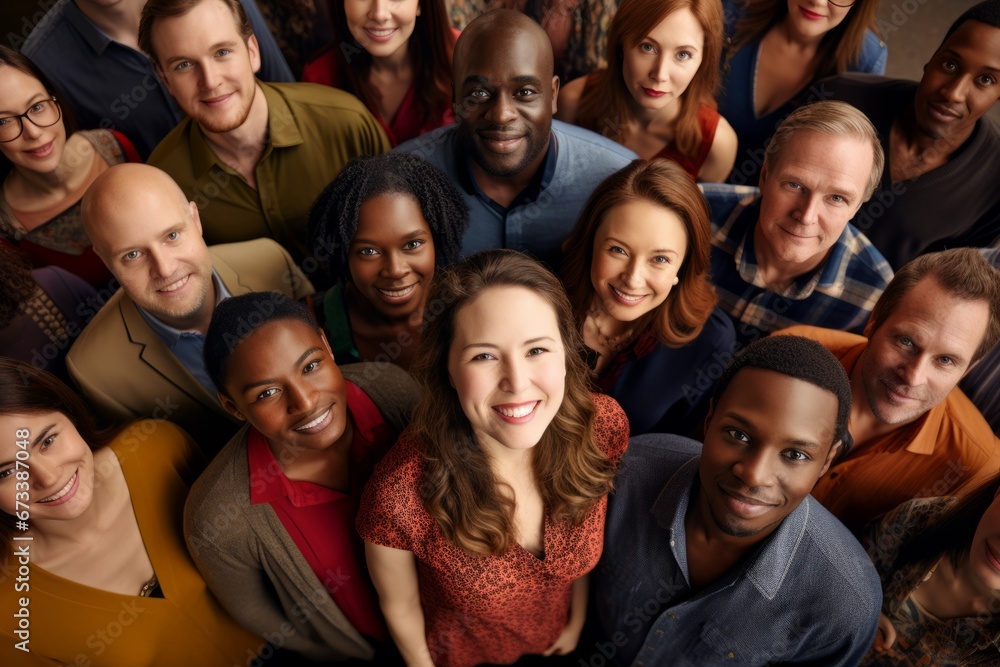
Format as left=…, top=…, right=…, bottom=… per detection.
left=138, top=272, right=231, bottom=397
left=590, top=434, right=881, bottom=667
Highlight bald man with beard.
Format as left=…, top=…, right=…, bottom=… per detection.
left=66, top=163, right=313, bottom=452
left=394, top=9, right=636, bottom=269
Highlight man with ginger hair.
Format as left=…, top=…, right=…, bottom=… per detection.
left=66, top=163, right=313, bottom=451
left=778, top=247, right=1000, bottom=533
left=142, top=0, right=389, bottom=267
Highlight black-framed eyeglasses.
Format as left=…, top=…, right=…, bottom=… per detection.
left=828, top=0, right=857, bottom=7
left=0, top=97, right=62, bottom=143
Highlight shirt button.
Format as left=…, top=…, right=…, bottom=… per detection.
left=656, top=629, right=664, bottom=636
left=670, top=539, right=676, bottom=547
left=667, top=612, right=678, bottom=619
left=727, top=651, right=735, bottom=659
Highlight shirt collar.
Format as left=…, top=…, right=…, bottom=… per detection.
left=651, top=454, right=812, bottom=600
left=729, top=198, right=850, bottom=301
left=246, top=380, right=377, bottom=506
left=65, top=0, right=113, bottom=55
left=840, top=339, right=940, bottom=455
left=456, top=130, right=557, bottom=209
left=138, top=270, right=230, bottom=347
left=190, top=81, right=303, bottom=177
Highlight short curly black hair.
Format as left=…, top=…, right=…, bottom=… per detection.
left=711, top=335, right=853, bottom=450
left=203, top=292, right=317, bottom=394
left=308, top=153, right=469, bottom=286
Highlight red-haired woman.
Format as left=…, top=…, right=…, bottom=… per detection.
left=561, top=159, right=736, bottom=435
left=302, top=0, right=457, bottom=146
left=557, top=0, right=737, bottom=182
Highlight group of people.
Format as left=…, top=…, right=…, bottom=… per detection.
left=2, top=0, right=1000, bottom=665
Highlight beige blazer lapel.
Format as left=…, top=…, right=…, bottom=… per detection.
left=118, top=295, right=229, bottom=418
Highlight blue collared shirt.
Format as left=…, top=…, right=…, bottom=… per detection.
left=137, top=272, right=231, bottom=397
left=394, top=120, right=636, bottom=269
left=21, top=0, right=293, bottom=158
left=700, top=184, right=894, bottom=344
left=590, top=434, right=882, bottom=667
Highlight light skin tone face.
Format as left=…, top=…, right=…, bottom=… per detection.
left=0, top=66, right=66, bottom=176
left=151, top=0, right=262, bottom=135
left=755, top=130, right=872, bottom=284
left=219, top=319, right=352, bottom=456
left=348, top=192, right=435, bottom=323
left=344, top=0, right=421, bottom=61
left=783, top=0, right=853, bottom=42
left=85, top=166, right=215, bottom=332
left=589, top=199, right=687, bottom=325
left=447, top=286, right=567, bottom=460
left=912, top=20, right=1000, bottom=145
left=621, top=7, right=704, bottom=118
left=453, top=20, right=559, bottom=182
left=695, top=367, right=841, bottom=542
left=858, top=276, right=990, bottom=428
left=0, top=412, right=96, bottom=522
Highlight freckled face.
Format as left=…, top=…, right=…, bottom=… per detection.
left=698, top=368, right=840, bottom=540
left=447, top=286, right=567, bottom=457
left=589, top=199, right=688, bottom=324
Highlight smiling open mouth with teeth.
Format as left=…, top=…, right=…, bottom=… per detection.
left=38, top=471, right=78, bottom=503
left=377, top=284, right=416, bottom=298
left=494, top=402, right=538, bottom=419
left=159, top=275, right=190, bottom=293
left=366, top=27, right=396, bottom=37
left=295, top=408, right=331, bottom=431
left=611, top=286, right=645, bottom=304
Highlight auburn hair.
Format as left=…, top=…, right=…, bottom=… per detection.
left=726, top=0, right=882, bottom=80
left=562, top=159, right=718, bottom=347
left=327, top=0, right=455, bottom=131
left=410, top=250, right=616, bottom=556
left=576, top=0, right=724, bottom=160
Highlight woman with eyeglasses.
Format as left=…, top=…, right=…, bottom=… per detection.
left=719, top=0, right=885, bottom=185
left=0, top=46, right=140, bottom=289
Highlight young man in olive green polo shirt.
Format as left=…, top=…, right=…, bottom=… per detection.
left=142, top=0, right=390, bottom=269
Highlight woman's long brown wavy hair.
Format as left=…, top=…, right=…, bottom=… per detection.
left=327, top=0, right=455, bottom=130
left=576, top=0, right=724, bottom=161
left=410, top=250, right=616, bottom=556
left=562, top=159, right=718, bottom=347
left=726, top=0, right=882, bottom=80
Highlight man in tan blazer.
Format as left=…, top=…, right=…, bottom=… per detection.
left=67, top=164, right=313, bottom=452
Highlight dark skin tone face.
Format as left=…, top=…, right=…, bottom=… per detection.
left=452, top=10, right=559, bottom=206
left=686, top=367, right=841, bottom=589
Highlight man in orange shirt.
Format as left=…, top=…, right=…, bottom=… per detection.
left=779, top=247, right=1000, bottom=533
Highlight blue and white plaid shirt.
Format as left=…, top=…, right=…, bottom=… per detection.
left=700, top=184, right=894, bottom=344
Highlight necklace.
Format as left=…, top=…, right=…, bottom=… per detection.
left=585, top=307, right=634, bottom=354
left=138, top=574, right=159, bottom=597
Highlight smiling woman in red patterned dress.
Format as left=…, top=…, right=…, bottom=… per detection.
left=358, top=249, right=630, bottom=667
